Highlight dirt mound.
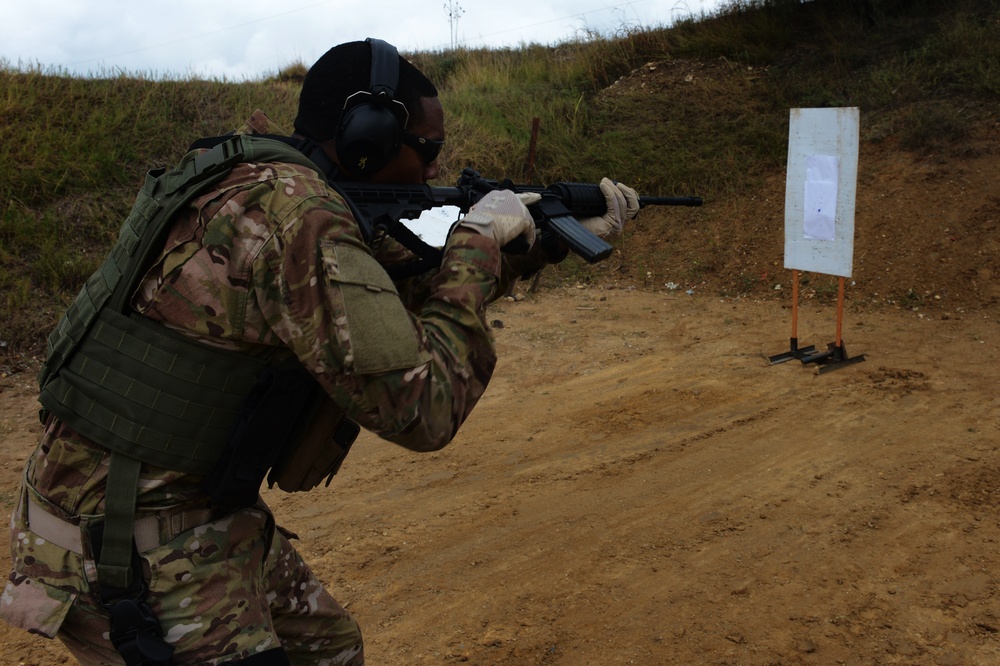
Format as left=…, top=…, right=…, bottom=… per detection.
left=593, top=58, right=1000, bottom=317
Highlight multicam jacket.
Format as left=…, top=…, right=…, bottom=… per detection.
left=42, top=108, right=504, bottom=512
left=2, top=110, right=508, bottom=638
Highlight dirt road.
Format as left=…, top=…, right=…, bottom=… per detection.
left=2, top=285, right=998, bottom=665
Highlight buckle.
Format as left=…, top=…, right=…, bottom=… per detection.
left=106, top=598, right=175, bottom=666
left=192, top=135, right=245, bottom=178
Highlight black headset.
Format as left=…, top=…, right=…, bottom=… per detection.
left=335, top=38, right=409, bottom=177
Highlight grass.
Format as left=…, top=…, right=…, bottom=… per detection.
left=0, top=68, right=302, bottom=356
left=1, top=0, right=999, bottom=357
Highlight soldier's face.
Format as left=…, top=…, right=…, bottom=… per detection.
left=372, top=96, right=445, bottom=185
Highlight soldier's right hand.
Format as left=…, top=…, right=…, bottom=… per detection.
left=458, top=190, right=537, bottom=248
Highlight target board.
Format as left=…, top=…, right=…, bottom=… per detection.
left=783, top=107, right=859, bottom=278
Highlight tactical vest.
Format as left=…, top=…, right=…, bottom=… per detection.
left=37, top=134, right=358, bottom=593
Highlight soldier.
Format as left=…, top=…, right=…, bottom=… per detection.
left=1, top=39, right=639, bottom=665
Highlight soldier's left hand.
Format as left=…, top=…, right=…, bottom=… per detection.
left=579, top=178, right=640, bottom=237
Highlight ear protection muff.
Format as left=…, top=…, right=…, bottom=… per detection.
left=335, top=38, right=410, bottom=177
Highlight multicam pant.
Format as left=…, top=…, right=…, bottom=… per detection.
left=2, top=484, right=364, bottom=665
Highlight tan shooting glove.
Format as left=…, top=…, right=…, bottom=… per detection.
left=458, top=189, right=538, bottom=247
left=579, top=178, right=640, bottom=237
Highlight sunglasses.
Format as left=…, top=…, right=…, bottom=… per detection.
left=401, top=131, right=444, bottom=165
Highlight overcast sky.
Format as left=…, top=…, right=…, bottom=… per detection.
left=2, top=0, right=729, bottom=80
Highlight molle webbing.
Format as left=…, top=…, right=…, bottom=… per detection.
left=38, top=137, right=259, bottom=471
left=40, top=308, right=265, bottom=473
left=39, top=137, right=249, bottom=386
left=37, top=135, right=321, bottom=471
left=34, top=135, right=329, bottom=595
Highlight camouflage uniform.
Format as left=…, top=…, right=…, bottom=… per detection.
left=2, top=110, right=508, bottom=664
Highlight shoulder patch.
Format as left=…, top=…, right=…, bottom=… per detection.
left=321, top=241, right=430, bottom=374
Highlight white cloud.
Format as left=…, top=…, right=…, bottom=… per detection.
left=0, top=0, right=727, bottom=79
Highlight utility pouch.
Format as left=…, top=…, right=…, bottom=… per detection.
left=267, top=395, right=360, bottom=492
left=203, top=362, right=324, bottom=512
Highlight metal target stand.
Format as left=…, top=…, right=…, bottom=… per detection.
left=768, top=270, right=816, bottom=364
left=771, top=107, right=865, bottom=375
left=769, top=271, right=865, bottom=374
left=795, top=276, right=865, bottom=374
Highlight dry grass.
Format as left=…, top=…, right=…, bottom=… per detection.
left=1, top=0, right=998, bottom=358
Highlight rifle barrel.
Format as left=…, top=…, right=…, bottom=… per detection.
left=639, top=196, right=702, bottom=207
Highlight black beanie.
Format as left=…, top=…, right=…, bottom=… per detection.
left=294, top=40, right=438, bottom=141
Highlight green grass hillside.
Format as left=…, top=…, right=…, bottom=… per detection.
left=2, top=0, right=998, bottom=363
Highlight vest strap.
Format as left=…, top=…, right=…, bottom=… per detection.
left=97, top=453, right=142, bottom=591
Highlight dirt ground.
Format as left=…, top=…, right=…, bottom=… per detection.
left=2, top=62, right=1000, bottom=666
left=2, top=281, right=999, bottom=664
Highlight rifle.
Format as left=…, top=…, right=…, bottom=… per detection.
left=335, top=167, right=702, bottom=266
